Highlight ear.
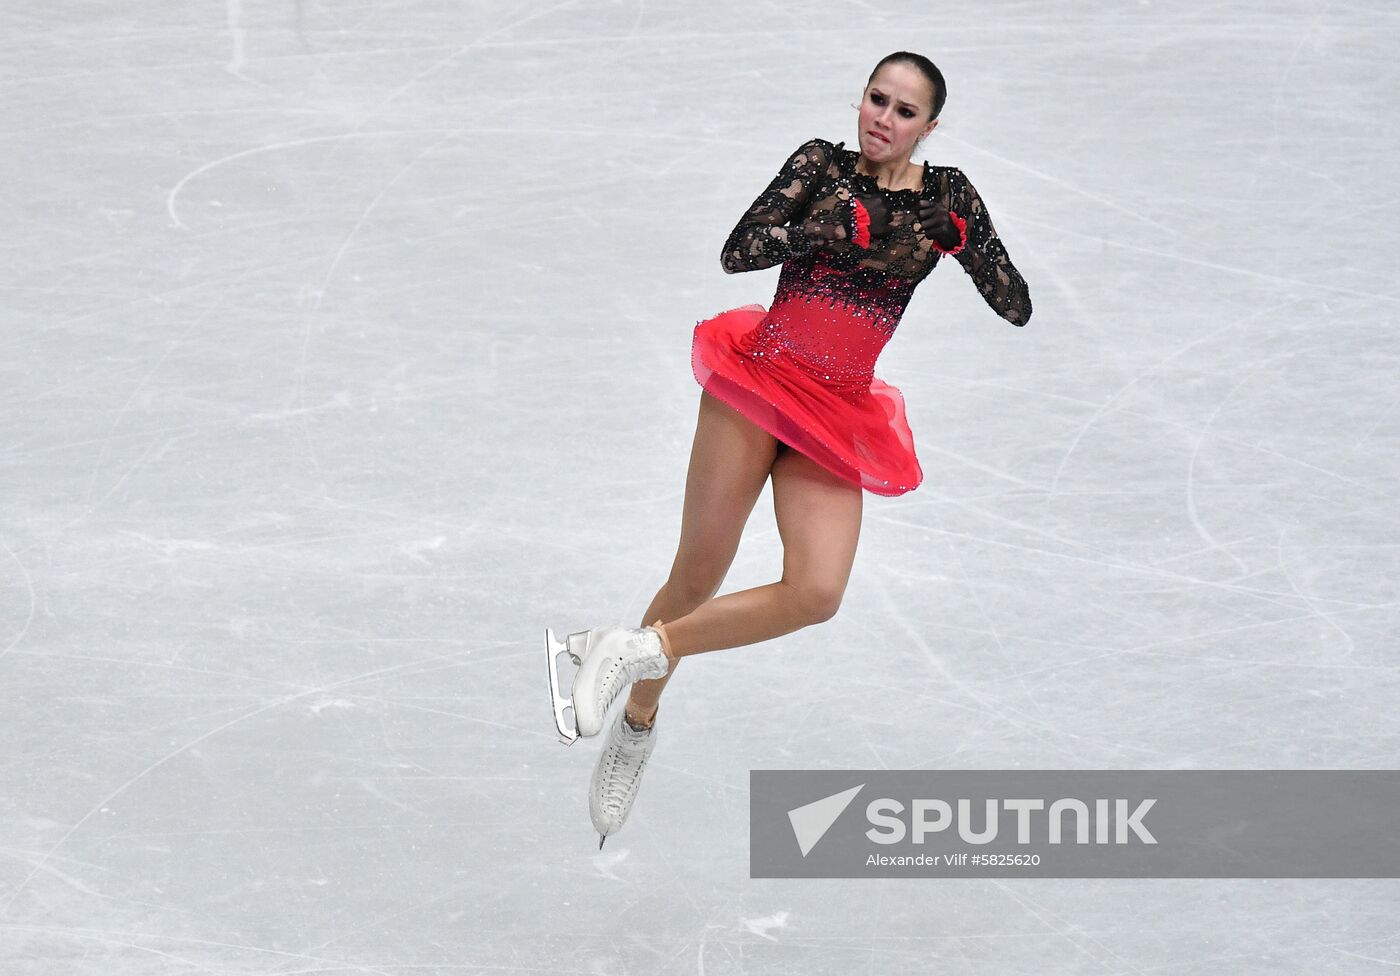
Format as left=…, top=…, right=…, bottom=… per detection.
left=924, top=119, right=939, bottom=137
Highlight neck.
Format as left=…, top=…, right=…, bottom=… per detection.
left=855, top=152, right=915, bottom=190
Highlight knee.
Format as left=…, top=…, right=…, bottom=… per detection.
left=665, top=571, right=723, bottom=611
left=785, top=580, right=844, bottom=624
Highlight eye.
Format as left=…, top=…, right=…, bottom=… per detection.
left=870, top=93, right=886, bottom=105
left=899, top=108, right=915, bottom=118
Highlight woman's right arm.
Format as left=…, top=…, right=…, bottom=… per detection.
left=720, top=138, right=852, bottom=274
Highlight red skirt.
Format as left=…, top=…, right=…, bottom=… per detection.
left=691, top=302, right=923, bottom=496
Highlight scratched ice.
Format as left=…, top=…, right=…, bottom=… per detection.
left=3, top=2, right=1399, bottom=974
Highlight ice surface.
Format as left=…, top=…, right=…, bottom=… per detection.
left=3, top=1, right=1399, bottom=973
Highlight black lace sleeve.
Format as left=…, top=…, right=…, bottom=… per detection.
left=720, top=138, right=846, bottom=274
left=943, top=169, right=1032, bottom=326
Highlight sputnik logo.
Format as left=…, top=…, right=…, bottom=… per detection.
left=787, top=784, right=864, bottom=857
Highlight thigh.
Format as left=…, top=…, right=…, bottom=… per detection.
left=668, top=391, right=782, bottom=597
left=771, top=446, right=863, bottom=612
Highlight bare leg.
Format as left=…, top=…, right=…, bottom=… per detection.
left=624, top=391, right=779, bottom=726
left=626, top=430, right=863, bottom=724
left=662, top=445, right=861, bottom=656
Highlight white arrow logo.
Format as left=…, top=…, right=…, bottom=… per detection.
left=787, top=784, right=864, bottom=857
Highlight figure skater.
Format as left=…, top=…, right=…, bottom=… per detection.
left=545, top=51, right=1033, bottom=848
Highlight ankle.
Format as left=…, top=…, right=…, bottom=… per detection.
left=624, top=702, right=657, bottom=729
left=649, top=619, right=676, bottom=666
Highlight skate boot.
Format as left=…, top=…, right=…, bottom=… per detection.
left=544, top=621, right=671, bottom=744
left=572, top=622, right=671, bottom=738
left=544, top=621, right=673, bottom=744
left=589, top=705, right=660, bottom=849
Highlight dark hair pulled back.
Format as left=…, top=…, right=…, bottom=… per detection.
left=867, top=51, right=946, bottom=121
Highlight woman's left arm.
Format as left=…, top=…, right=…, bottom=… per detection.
left=946, top=169, right=1032, bottom=327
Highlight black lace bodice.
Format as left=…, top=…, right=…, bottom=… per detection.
left=720, top=137, right=1032, bottom=328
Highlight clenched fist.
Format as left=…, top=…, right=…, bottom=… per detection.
left=854, top=193, right=964, bottom=252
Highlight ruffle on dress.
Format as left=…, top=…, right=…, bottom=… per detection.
left=691, top=302, right=922, bottom=496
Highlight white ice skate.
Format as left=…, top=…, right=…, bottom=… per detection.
left=590, top=707, right=660, bottom=849
left=544, top=622, right=671, bottom=745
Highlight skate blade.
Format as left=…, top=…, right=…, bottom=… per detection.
left=545, top=627, right=587, bottom=745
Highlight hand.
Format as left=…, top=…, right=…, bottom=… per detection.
left=855, top=193, right=963, bottom=251
left=913, top=201, right=964, bottom=252
left=852, top=192, right=895, bottom=236
left=799, top=181, right=862, bottom=241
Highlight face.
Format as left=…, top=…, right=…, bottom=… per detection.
left=857, top=61, right=938, bottom=162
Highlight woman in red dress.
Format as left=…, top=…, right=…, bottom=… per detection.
left=547, top=52, right=1033, bottom=847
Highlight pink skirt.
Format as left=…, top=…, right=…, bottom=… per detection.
left=691, top=303, right=923, bottom=496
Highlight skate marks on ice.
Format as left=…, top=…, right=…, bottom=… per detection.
left=741, top=910, right=791, bottom=942
left=590, top=845, right=632, bottom=882
left=7, top=0, right=1400, bottom=972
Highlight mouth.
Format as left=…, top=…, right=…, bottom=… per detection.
left=867, top=130, right=890, bottom=144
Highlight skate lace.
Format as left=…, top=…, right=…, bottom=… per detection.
left=596, top=665, right=626, bottom=716
left=600, top=727, right=652, bottom=812
left=596, top=634, right=664, bottom=713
